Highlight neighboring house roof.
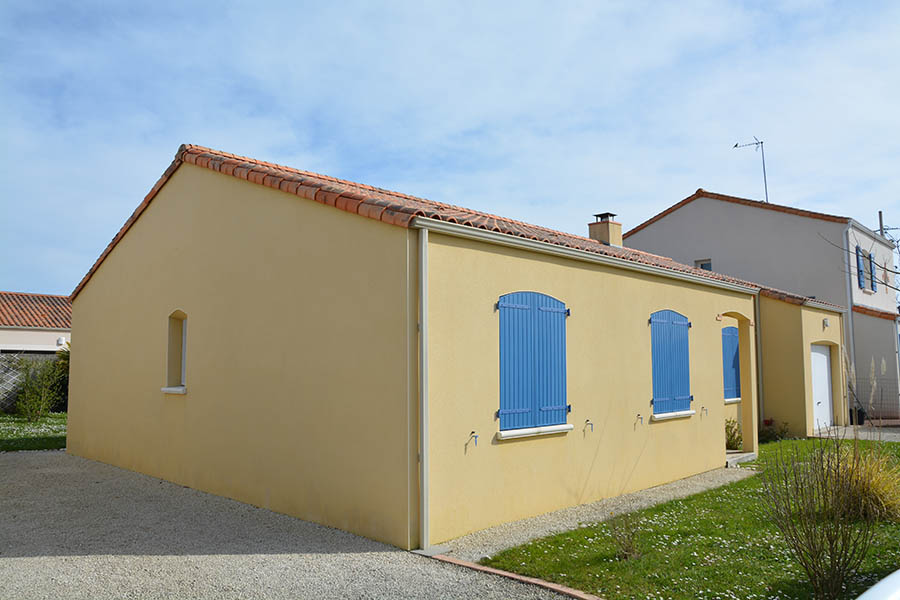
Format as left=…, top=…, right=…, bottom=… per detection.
left=852, top=305, right=899, bottom=321
left=70, top=144, right=843, bottom=312
left=0, top=291, right=72, bottom=329
left=623, top=189, right=851, bottom=240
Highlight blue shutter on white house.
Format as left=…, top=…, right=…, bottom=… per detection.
left=721, top=326, right=741, bottom=399
left=650, top=309, right=692, bottom=414
left=498, top=291, right=568, bottom=430
left=856, top=246, right=866, bottom=289
left=869, top=253, right=877, bottom=291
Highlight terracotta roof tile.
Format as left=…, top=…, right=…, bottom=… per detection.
left=69, top=144, right=844, bottom=313
left=852, top=304, right=899, bottom=321
left=0, top=291, right=71, bottom=329
left=623, top=188, right=849, bottom=239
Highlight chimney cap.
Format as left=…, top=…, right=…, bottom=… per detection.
left=593, top=212, right=617, bottom=222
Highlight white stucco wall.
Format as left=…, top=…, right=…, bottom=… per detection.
left=848, top=224, right=896, bottom=313
left=0, top=328, right=70, bottom=353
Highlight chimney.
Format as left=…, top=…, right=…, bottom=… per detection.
left=588, top=212, right=622, bottom=246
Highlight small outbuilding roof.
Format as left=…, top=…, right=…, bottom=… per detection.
left=70, top=144, right=844, bottom=312
left=0, top=291, right=72, bottom=329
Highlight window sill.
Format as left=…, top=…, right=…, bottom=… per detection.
left=161, top=386, right=186, bottom=395
left=496, top=423, right=574, bottom=440
left=650, top=409, right=695, bottom=422
left=862, top=289, right=875, bottom=295
left=724, top=398, right=741, bottom=405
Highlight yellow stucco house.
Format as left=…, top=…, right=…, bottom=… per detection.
left=68, top=144, right=845, bottom=550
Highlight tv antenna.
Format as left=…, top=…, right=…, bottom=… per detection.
left=733, top=136, right=769, bottom=203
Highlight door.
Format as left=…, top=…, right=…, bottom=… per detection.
left=811, top=345, right=833, bottom=429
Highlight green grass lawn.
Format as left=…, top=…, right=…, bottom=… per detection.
left=0, top=412, right=67, bottom=451
left=482, top=439, right=900, bottom=600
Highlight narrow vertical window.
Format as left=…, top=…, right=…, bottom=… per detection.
left=650, top=309, right=692, bottom=415
left=721, top=326, right=741, bottom=400
left=165, top=310, right=187, bottom=391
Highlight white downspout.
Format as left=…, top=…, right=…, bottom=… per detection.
left=843, top=224, right=858, bottom=373
left=753, top=292, right=764, bottom=424
left=418, top=228, right=430, bottom=550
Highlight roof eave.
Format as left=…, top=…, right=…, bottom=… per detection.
left=0, top=325, right=71, bottom=332
left=411, top=216, right=760, bottom=296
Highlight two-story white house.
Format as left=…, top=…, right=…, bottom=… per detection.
left=623, top=189, right=899, bottom=421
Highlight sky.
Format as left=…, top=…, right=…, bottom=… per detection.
left=2, top=1, right=899, bottom=295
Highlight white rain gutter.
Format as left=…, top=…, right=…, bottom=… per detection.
left=410, top=217, right=758, bottom=295
left=418, top=227, right=430, bottom=551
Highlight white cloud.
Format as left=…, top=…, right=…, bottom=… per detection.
left=1, top=0, right=898, bottom=294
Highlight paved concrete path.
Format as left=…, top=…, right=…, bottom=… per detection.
left=811, top=425, right=900, bottom=442
left=0, top=451, right=563, bottom=600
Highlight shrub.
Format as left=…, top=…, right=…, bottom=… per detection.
left=725, top=418, right=742, bottom=450
left=51, top=343, right=70, bottom=412
left=759, top=420, right=791, bottom=443
left=760, top=434, right=875, bottom=599
left=839, top=440, right=900, bottom=522
left=607, top=512, right=642, bottom=560
left=15, top=358, right=59, bottom=422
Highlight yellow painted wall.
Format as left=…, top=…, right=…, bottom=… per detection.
left=759, top=296, right=844, bottom=437
left=68, top=164, right=419, bottom=549
left=759, top=298, right=804, bottom=435
left=425, top=233, right=758, bottom=544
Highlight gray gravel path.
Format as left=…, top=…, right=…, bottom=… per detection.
left=0, top=451, right=564, bottom=600
left=447, top=466, right=756, bottom=562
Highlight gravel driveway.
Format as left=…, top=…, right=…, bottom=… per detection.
left=0, top=451, right=564, bottom=600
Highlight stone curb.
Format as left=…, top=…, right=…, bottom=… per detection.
left=432, top=554, right=603, bottom=600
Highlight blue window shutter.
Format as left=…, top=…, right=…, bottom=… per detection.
left=856, top=246, right=865, bottom=289
left=651, top=309, right=691, bottom=414
left=650, top=311, right=671, bottom=413
left=499, top=291, right=568, bottom=430
left=533, top=294, right=568, bottom=426
left=869, top=253, right=877, bottom=291
left=499, top=292, right=534, bottom=430
left=721, top=326, right=740, bottom=399
left=671, top=312, right=692, bottom=412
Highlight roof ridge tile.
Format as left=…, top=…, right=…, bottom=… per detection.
left=68, top=144, right=843, bottom=314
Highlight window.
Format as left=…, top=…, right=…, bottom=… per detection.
left=498, top=291, right=569, bottom=431
left=869, top=253, right=877, bottom=291
left=650, top=309, right=692, bottom=415
left=164, top=310, right=187, bottom=392
left=721, top=326, right=741, bottom=400
left=856, top=246, right=865, bottom=289
left=695, top=259, right=712, bottom=271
